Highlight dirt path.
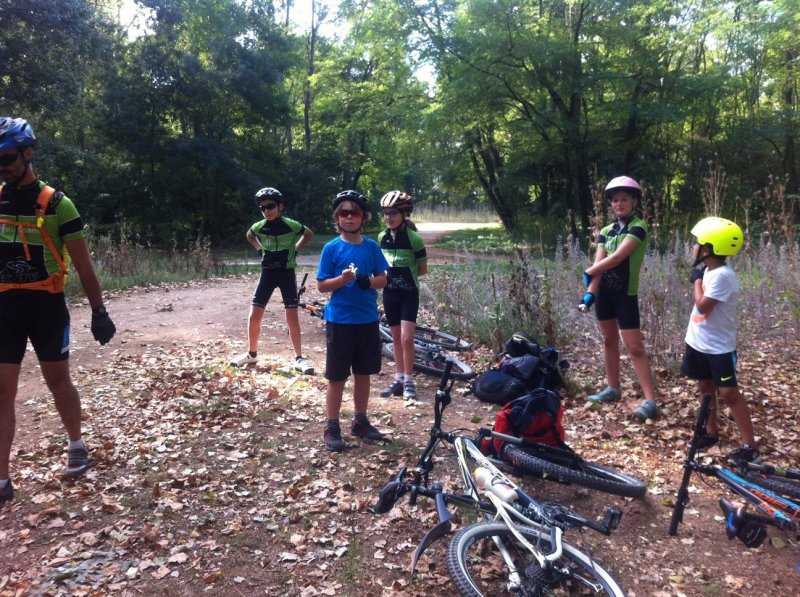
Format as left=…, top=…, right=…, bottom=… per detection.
left=2, top=225, right=799, bottom=596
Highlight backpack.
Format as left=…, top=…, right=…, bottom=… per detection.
left=480, top=388, right=566, bottom=456
left=473, top=370, right=528, bottom=406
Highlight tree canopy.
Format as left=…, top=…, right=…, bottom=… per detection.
left=1, top=0, right=796, bottom=244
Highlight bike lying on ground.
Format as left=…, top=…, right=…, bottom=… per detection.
left=378, top=322, right=475, bottom=380
left=380, top=317, right=472, bottom=352
left=373, top=354, right=626, bottom=596
left=477, top=352, right=647, bottom=498
left=669, top=393, right=800, bottom=547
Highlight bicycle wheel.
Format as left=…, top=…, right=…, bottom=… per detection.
left=447, top=522, right=625, bottom=597
left=413, top=346, right=475, bottom=380
left=414, top=324, right=472, bottom=351
left=504, top=444, right=646, bottom=498
left=741, top=471, right=800, bottom=501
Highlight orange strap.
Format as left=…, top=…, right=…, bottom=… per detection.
left=0, top=185, right=68, bottom=293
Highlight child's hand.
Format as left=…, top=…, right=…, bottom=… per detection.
left=341, top=267, right=356, bottom=284
left=578, top=292, right=595, bottom=312
left=689, top=267, right=705, bottom=284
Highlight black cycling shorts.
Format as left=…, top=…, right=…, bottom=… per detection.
left=0, top=291, right=71, bottom=364
left=252, top=268, right=299, bottom=308
left=382, top=289, right=420, bottom=326
left=324, top=321, right=382, bottom=381
left=595, top=292, right=641, bottom=330
left=682, top=344, right=738, bottom=387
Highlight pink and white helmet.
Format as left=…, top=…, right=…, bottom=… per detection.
left=604, top=176, right=642, bottom=200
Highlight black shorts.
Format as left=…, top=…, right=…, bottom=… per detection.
left=252, top=268, right=298, bottom=308
left=595, top=292, right=641, bottom=330
left=0, top=291, right=71, bottom=363
left=682, top=344, right=738, bottom=387
left=325, top=321, right=382, bottom=381
left=382, top=289, right=420, bottom=326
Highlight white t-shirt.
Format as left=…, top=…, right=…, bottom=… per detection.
left=685, top=265, right=738, bottom=354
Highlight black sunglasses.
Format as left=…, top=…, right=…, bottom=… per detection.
left=0, top=151, right=21, bottom=167
left=259, top=203, right=278, bottom=211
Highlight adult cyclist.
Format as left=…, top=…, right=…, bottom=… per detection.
left=0, top=117, right=116, bottom=504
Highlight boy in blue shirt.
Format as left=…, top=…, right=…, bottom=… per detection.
left=317, top=191, right=390, bottom=452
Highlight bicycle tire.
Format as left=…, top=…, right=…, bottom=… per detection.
left=447, top=522, right=625, bottom=597
left=741, top=471, right=800, bottom=501
left=413, top=346, right=475, bottom=380
left=504, top=444, right=646, bottom=498
left=414, top=325, right=472, bottom=352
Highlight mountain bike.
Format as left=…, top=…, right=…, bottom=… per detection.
left=373, top=354, right=626, bottom=596
left=377, top=323, right=475, bottom=380
left=379, top=317, right=472, bottom=352
left=669, top=393, right=800, bottom=547
left=477, top=352, right=646, bottom=498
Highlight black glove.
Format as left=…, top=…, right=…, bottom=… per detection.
left=355, top=274, right=371, bottom=290
left=689, top=267, right=706, bottom=284
left=91, top=307, right=116, bottom=345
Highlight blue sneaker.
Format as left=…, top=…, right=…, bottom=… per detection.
left=587, top=386, right=621, bottom=403
left=632, top=399, right=659, bottom=422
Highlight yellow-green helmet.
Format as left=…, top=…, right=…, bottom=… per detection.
left=690, top=217, right=744, bottom=256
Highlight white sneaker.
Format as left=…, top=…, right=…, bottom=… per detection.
left=231, top=352, right=257, bottom=367
left=294, top=356, right=315, bottom=374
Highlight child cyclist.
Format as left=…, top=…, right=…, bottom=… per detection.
left=230, top=187, right=314, bottom=373
left=317, top=190, right=390, bottom=452
left=580, top=176, right=659, bottom=422
left=377, top=191, right=428, bottom=400
left=683, top=217, right=759, bottom=463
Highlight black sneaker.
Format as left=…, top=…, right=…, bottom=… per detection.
left=63, top=445, right=91, bottom=478
left=696, top=431, right=720, bottom=450
left=0, top=480, right=13, bottom=505
left=727, top=444, right=761, bottom=465
left=350, top=418, right=386, bottom=441
left=324, top=426, right=347, bottom=452
left=379, top=380, right=403, bottom=398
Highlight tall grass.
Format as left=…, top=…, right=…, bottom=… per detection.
left=413, top=204, right=497, bottom=223
left=65, top=227, right=235, bottom=296
left=423, top=236, right=800, bottom=370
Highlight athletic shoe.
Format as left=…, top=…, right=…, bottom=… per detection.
left=631, top=399, right=659, bottom=422
left=403, top=380, right=417, bottom=400
left=63, top=445, right=91, bottom=478
left=230, top=352, right=257, bottom=367
left=324, top=426, right=347, bottom=452
left=294, top=356, right=315, bottom=375
left=0, top=480, right=14, bottom=505
left=350, top=418, right=386, bottom=441
left=696, top=431, right=720, bottom=450
left=379, top=380, right=403, bottom=398
left=587, top=386, right=622, bottom=403
left=727, top=444, right=761, bottom=464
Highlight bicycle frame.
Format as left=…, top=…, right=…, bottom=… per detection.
left=374, top=356, right=622, bottom=580
left=670, top=393, right=800, bottom=545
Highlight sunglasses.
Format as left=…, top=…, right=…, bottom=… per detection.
left=383, top=210, right=401, bottom=218
left=259, top=203, right=278, bottom=211
left=338, top=209, right=362, bottom=218
left=0, top=151, right=21, bottom=167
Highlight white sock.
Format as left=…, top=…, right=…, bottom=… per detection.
left=404, top=375, right=414, bottom=384
left=394, top=374, right=404, bottom=382
left=68, top=438, right=86, bottom=450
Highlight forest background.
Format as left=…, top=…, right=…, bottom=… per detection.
left=3, top=0, right=798, bottom=246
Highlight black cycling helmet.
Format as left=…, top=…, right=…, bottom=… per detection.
left=333, top=189, right=369, bottom=212
left=254, top=187, right=284, bottom=204
left=505, top=331, right=540, bottom=357
left=0, top=117, right=36, bottom=150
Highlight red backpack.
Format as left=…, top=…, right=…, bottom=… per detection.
left=480, top=388, right=565, bottom=456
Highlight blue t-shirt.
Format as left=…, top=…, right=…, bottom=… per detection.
left=317, top=236, right=389, bottom=324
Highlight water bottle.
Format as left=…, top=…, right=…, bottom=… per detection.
left=473, top=467, right=517, bottom=503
